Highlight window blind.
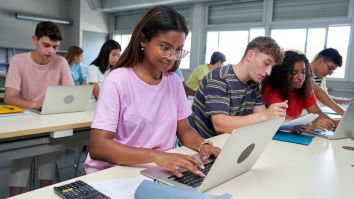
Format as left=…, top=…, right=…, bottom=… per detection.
left=273, top=0, right=350, bottom=21
left=208, top=0, right=264, bottom=25
left=114, top=7, right=191, bottom=31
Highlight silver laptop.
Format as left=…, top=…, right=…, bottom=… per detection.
left=32, top=85, right=93, bottom=115
left=141, top=117, right=285, bottom=192
left=306, top=103, right=354, bottom=140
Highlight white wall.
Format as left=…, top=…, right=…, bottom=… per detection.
left=0, top=0, right=73, bottom=50
left=0, top=0, right=109, bottom=50
left=80, top=0, right=109, bottom=35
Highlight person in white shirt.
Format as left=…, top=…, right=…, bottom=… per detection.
left=87, top=40, right=121, bottom=100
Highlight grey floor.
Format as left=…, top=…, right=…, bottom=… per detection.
left=0, top=148, right=87, bottom=199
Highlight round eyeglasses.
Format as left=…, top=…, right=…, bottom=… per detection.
left=159, top=45, right=189, bottom=60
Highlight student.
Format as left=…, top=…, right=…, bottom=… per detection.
left=85, top=5, right=220, bottom=177
left=65, top=45, right=86, bottom=85
left=87, top=40, right=121, bottom=100
left=4, top=21, right=74, bottom=196
left=310, top=48, right=349, bottom=115
left=188, top=36, right=287, bottom=139
left=262, top=50, right=335, bottom=131
left=185, top=51, right=226, bottom=95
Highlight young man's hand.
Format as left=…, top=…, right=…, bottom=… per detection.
left=265, top=101, right=288, bottom=120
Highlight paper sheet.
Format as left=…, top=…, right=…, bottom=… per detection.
left=87, top=177, right=147, bottom=199
left=280, top=113, right=319, bottom=130
left=0, top=110, right=34, bottom=118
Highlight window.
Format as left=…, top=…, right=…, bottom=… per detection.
left=208, top=1, right=264, bottom=25
left=271, top=25, right=350, bottom=78
left=273, top=0, right=350, bottom=21
left=205, top=28, right=265, bottom=64
left=271, top=29, right=307, bottom=52
left=327, top=26, right=350, bottom=78
left=113, top=34, right=131, bottom=53
left=306, top=28, right=326, bottom=61
left=179, top=32, right=192, bottom=69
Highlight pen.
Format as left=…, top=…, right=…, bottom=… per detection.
left=342, top=146, right=354, bottom=151
left=324, top=112, right=339, bottom=115
left=4, top=106, right=15, bottom=110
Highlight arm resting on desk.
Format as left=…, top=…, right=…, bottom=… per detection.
left=177, top=118, right=220, bottom=161
left=4, top=87, right=41, bottom=109
left=89, top=82, right=100, bottom=100
left=210, top=103, right=287, bottom=134
left=312, top=81, right=345, bottom=116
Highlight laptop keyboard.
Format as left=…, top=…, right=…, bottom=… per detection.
left=167, top=159, right=215, bottom=188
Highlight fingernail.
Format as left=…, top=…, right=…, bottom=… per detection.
left=196, top=171, right=205, bottom=177
left=200, top=164, right=205, bottom=169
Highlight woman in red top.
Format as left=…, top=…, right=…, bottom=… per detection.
left=262, top=50, right=335, bottom=131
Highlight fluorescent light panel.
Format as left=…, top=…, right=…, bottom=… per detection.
left=16, top=14, right=72, bottom=25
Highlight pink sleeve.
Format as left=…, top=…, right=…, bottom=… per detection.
left=5, top=57, right=22, bottom=91
left=59, top=59, right=74, bottom=86
left=91, top=75, right=120, bottom=133
left=175, top=76, right=192, bottom=121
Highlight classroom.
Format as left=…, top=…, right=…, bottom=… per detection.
left=0, top=0, right=354, bottom=198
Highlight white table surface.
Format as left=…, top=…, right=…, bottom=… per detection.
left=10, top=134, right=354, bottom=199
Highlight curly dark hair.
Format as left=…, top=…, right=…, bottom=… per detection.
left=263, top=50, right=312, bottom=100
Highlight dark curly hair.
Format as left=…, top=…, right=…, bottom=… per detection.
left=263, top=50, right=312, bottom=100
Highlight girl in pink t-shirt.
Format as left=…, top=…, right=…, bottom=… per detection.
left=262, top=50, right=335, bottom=132
left=85, top=5, right=220, bottom=177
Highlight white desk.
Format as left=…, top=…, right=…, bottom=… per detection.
left=11, top=134, right=354, bottom=199
left=0, top=109, right=94, bottom=161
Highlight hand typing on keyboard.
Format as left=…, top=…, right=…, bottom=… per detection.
left=152, top=151, right=206, bottom=178
left=308, top=117, right=334, bottom=131
left=199, top=142, right=221, bottom=161
left=168, top=159, right=216, bottom=188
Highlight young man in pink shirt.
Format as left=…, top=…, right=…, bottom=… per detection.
left=4, top=21, right=73, bottom=196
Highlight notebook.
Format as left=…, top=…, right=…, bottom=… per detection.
left=141, top=117, right=285, bottom=192
left=306, top=103, right=354, bottom=140
left=273, top=131, right=313, bottom=145
left=0, top=105, right=23, bottom=114
left=31, top=85, right=93, bottom=115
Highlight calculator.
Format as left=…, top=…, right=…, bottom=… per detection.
left=54, top=180, right=110, bottom=199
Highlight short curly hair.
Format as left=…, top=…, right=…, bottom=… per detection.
left=243, top=36, right=283, bottom=65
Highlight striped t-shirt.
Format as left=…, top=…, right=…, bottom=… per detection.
left=188, top=64, right=263, bottom=139
left=312, top=75, right=328, bottom=93
left=313, top=75, right=323, bottom=86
